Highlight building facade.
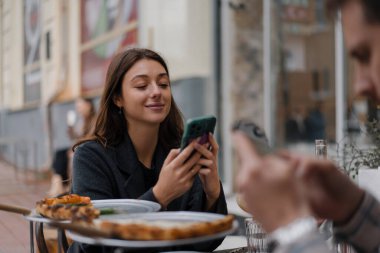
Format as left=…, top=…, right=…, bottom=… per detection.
left=0, top=0, right=369, bottom=193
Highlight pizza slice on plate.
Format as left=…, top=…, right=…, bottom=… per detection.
left=36, top=194, right=100, bottom=221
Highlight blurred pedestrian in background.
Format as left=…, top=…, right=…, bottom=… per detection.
left=47, top=97, right=96, bottom=197
left=285, top=106, right=307, bottom=143
left=305, top=102, right=326, bottom=141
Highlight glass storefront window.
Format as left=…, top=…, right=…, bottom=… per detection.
left=275, top=0, right=336, bottom=150
left=220, top=0, right=359, bottom=191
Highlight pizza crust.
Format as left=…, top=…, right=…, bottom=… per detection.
left=98, top=214, right=234, bottom=240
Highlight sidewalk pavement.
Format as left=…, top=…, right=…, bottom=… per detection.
left=0, top=160, right=50, bottom=253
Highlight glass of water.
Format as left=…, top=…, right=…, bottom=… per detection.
left=335, top=241, right=356, bottom=253
left=245, top=218, right=268, bottom=253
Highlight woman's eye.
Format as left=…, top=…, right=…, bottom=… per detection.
left=136, top=85, right=147, bottom=90
left=159, top=83, right=169, bottom=88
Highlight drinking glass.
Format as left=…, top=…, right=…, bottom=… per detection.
left=245, top=218, right=268, bottom=253
left=335, top=242, right=356, bottom=253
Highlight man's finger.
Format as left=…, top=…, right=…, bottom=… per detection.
left=232, top=132, right=262, bottom=161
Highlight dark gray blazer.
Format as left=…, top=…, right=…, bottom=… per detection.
left=70, top=133, right=228, bottom=252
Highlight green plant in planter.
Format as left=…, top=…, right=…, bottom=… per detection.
left=336, top=119, right=380, bottom=180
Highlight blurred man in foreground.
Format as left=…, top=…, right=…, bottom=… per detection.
left=234, top=0, right=380, bottom=252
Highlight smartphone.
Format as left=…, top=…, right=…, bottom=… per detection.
left=180, top=115, right=217, bottom=150
left=232, top=119, right=273, bottom=155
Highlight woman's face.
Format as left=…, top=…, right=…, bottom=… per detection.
left=115, top=59, right=172, bottom=126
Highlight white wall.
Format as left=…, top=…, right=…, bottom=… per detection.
left=0, top=0, right=75, bottom=108
left=0, top=0, right=2, bottom=108
left=41, top=0, right=64, bottom=104
left=67, top=0, right=81, bottom=99
left=2, top=0, right=23, bottom=109
left=138, top=0, right=212, bottom=80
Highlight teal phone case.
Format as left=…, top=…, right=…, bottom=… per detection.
left=180, top=115, right=217, bottom=150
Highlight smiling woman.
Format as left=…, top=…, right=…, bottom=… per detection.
left=69, top=48, right=227, bottom=253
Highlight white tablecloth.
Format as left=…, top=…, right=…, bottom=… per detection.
left=214, top=235, right=247, bottom=251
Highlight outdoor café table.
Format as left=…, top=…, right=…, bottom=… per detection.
left=68, top=235, right=247, bottom=253
left=24, top=199, right=162, bottom=253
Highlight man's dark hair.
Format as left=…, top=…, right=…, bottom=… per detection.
left=327, top=0, right=380, bottom=24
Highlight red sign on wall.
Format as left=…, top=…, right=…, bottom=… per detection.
left=80, top=0, right=138, bottom=95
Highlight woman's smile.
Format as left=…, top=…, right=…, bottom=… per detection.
left=146, top=103, right=165, bottom=111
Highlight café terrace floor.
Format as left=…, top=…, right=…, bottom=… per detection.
left=0, top=160, right=248, bottom=253
left=0, top=160, right=51, bottom=253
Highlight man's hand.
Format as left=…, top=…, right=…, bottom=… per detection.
left=233, top=132, right=311, bottom=232
left=296, top=157, right=365, bottom=224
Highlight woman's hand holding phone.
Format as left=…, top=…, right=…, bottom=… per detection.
left=153, top=140, right=203, bottom=208
left=194, top=133, right=221, bottom=210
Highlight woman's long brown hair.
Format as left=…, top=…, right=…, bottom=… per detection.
left=73, top=48, right=184, bottom=151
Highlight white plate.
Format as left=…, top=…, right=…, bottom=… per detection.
left=67, top=211, right=238, bottom=248
left=24, top=209, right=71, bottom=223
left=93, top=199, right=161, bottom=219
left=24, top=199, right=161, bottom=223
